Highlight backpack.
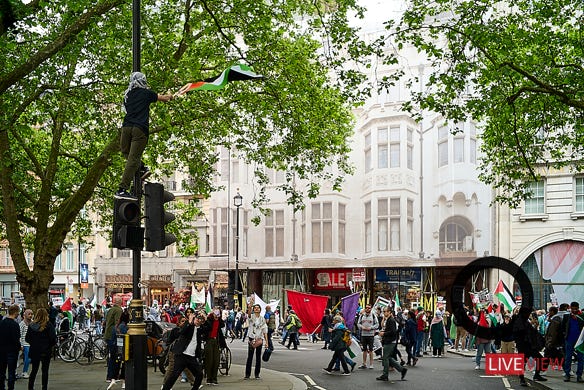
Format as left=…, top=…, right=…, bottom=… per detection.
left=342, top=329, right=352, bottom=346
left=227, top=311, right=235, bottom=324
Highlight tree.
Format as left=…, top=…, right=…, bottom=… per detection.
left=390, top=0, right=583, bottom=206
left=0, top=0, right=380, bottom=311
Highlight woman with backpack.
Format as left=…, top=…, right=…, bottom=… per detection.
left=322, top=316, right=351, bottom=376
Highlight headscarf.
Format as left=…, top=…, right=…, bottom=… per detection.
left=124, top=72, right=148, bottom=104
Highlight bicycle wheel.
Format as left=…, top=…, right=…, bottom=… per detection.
left=93, top=337, right=108, bottom=360
left=75, top=340, right=93, bottom=365
left=58, top=339, right=83, bottom=362
left=219, top=347, right=231, bottom=376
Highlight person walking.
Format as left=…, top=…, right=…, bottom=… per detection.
left=201, top=310, right=226, bottom=386
left=19, top=309, right=33, bottom=379
left=77, top=301, right=87, bottom=330
left=163, top=316, right=195, bottom=386
left=264, top=305, right=276, bottom=351
left=108, top=309, right=130, bottom=390
left=560, top=301, right=584, bottom=382
left=115, top=72, right=174, bottom=199
left=404, top=310, right=418, bottom=366
left=26, top=308, right=57, bottom=390
left=0, top=304, right=21, bottom=390
left=245, top=304, right=269, bottom=379
left=322, top=316, right=351, bottom=376
left=357, top=304, right=378, bottom=369
left=161, top=312, right=205, bottom=390
left=474, top=308, right=493, bottom=370
left=376, top=308, right=407, bottom=382
left=513, top=306, right=548, bottom=386
left=284, top=310, right=301, bottom=350
left=320, top=309, right=332, bottom=349
left=104, top=297, right=123, bottom=383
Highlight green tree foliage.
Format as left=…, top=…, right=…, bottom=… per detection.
left=0, top=0, right=379, bottom=310
left=391, top=0, right=583, bottom=206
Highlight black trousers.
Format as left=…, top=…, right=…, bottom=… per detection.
left=162, top=353, right=203, bottom=390
left=28, top=354, right=51, bottom=390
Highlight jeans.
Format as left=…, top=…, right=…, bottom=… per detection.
left=106, top=337, right=120, bottom=381
left=162, top=353, right=203, bottom=390
left=245, top=342, right=262, bottom=378
left=333, top=354, right=354, bottom=370
left=415, top=331, right=424, bottom=356
left=381, top=343, right=405, bottom=377
left=0, top=351, right=18, bottom=390
left=22, top=346, right=30, bottom=374
left=564, top=340, right=584, bottom=377
left=327, top=349, right=349, bottom=373
left=119, top=126, right=148, bottom=190
left=267, top=328, right=274, bottom=351
left=475, top=341, right=491, bottom=367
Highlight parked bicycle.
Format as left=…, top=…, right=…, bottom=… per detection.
left=57, top=331, right=82, bottom=362
left=75, top=326, right=107, bottom=365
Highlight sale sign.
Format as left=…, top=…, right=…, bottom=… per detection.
left=313, top=269, right=353, bottom=290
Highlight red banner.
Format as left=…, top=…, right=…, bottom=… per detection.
left=286, top=290, right=329, bottom=334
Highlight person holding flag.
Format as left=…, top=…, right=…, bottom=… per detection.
left=560, top=301, right=584, bottom=382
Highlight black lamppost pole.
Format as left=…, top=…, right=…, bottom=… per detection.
left=233, top=191, right=242, bottom=308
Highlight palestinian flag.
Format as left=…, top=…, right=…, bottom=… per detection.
left=576, top=327, right=584, bottom=355
left=176, top=64, right=263, bottom=95
left=494, top=279, right=516, bottom=312
left=395, top=290, right=401, bottom=309
left=205, top=288, right=213, bottom=314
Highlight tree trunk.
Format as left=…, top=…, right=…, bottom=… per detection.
left=17, top=255, right=55, bottom=313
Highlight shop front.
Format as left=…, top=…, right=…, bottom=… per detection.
left=144, top=274, right=172, bottom=307
left=311, top=268, right=354, bottom=307
left=374, top=267, right=422, bottom=310
left=104, top=274, right=133, bottom=302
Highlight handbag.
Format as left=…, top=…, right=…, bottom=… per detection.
left=249, top=338, right=264, bottom=348
left=262, top=347, right=272, bottom=362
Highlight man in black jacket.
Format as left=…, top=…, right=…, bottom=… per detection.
left=161, top=312, right=205, bottom=390
left=0, top=304, right=21, bottom=390
left=376, top=308, right=407, bottom=382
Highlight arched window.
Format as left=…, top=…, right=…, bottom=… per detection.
left=439, top=217, right=474, bottom=253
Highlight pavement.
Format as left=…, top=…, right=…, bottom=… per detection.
left=12, top=358, right=306, bottom=390
left=447, top=347, right=582, bottom=390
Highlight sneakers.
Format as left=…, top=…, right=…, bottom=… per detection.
left=107, top=379, right=117, bottom=390
left=376, top=375, right=389, bottom=381
left=350, top=362, right=356, bottom=372
left=358, top=364, right=367, bottom=369
left=21, top=372, right=29, bottom=378
left=322, top=368, right=332, bottom=375
left=474, top=365, right=480, bottom=370
left=255, top=376, right=261, bottom=379
left=114, top=189, right=137, bottom=200
left=368, top=365, right=374, bottom=369
left=401, top=367, right=408, bottom=380
left=564, top=375, right=572, bottom=382
left=341, top=372, right=351, bottom=376
left=412, top=357, right=418, bottom=366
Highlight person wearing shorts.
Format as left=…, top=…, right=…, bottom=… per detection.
left=357, top=305, right=378, bottom=369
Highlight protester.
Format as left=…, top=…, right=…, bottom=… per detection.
left=104, top=297, right=123, bottom=383
left=283, top=310, right=301, bottom=350
left=26, top=308, right=57, bottom=390
left=115, top=72, right=174, bottom=199
left=161, top=312, right=205, bottom=390
left=264, top=305, right=276, bottom=351
left=245, top=304, right=269, bottom=379
left=404, top=310, right=418, bottom=366
left=560, top=301, right=584, bottom=382
left=322, top=316, right=351, bottom=376
left=201, top=310, right=226, bottom=386
left=357, top=304, right=378, bottom=369
left=320, top=309, right=333, bottom=349
left=0, top=304, right=21, bottom=390
left=108, top=309, right=130, bottom=390
left=513, top=306, right=547, bottom=386
left=376, top=308, right=407, bottom=381
left=19, top=308, right=33, bottom=378
left=430, top=309, right=446, bottom=357
left=163, top=315, right=195, bottom=386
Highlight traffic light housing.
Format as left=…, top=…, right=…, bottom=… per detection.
left=144, top=182, right=176, bottom=251
left=112, top=197, right=144, bottom=249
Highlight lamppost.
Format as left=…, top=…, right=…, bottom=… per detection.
left=233, top=191, right=243, bottom=308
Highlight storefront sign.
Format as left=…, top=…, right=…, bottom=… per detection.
left=314, top=269, right=352, bottom=290
left=375, top=268, right=421, bottom=283
left=352, top=268, right=366, bottom=282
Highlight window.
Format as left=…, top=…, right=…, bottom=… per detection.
left=407, top=199, right=414, bottom=252
left=439, top=222, right=470, bottom=253
left=364, top=133, right=372, bottom=172
left=576, top=178, right=584, bottom=212
left=453, top=137, right=464, bottom=163
left=212, top=207, right=230, bottom=254
left=265, top=209, right=284, bottom=257
left=390, top=126, right=400, bottom=168
left=301, top=209, right=306, bottom=255
left=407, top=128, right=414, bottom=170
left=338, top=203, right=346, bottom=254
left=390, top=198, right=400, bottom=251
left=232, top=160, right=239, bottom=183
left=65, top=244, right=74, bottom=271
left=311, top=202, right=332, bottom=253
left=232, top=208, right=248, bottom=257
left=438, top=125, right=449, bottom=167
left=378, top=199, right=388, bottom=251
left=3, top=247, right=11, bottom=266
left=525, top=181, right=545, bottom=214
left=470, top=138, right=477, bottom=164
left=378, top=128, right=388, bottom=168
left=220, top=207, right=228, bottom=254
left=54, top=252, right=62, bottom=271
left=365, top=201, right=371, bottom=253
left=219, top=146, right=230, bottom=180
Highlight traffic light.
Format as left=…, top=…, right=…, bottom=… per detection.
left=112, top=197, right=144, bottom=249
left=144, top=182, right=177, bottom=251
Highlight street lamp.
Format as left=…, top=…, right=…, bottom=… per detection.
left=233, top=191, right=243, bottom=308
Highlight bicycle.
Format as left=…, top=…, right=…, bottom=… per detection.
left=57, top=331, right=83, bottom=363
left=75, top=327, right=107, bottom=365
left=218, top=346, right=231, bottom=376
